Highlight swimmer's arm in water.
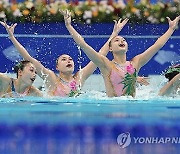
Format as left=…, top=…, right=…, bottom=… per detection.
left=0, top=21, right=53, bottom=80
left=158, top=73, right=180, bottom=96
left=133, top=16, right=180, bottom=69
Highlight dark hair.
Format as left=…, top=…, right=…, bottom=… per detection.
left=56, top=57, right=59, bottom=66
left=56, top=54, right=72, bottom=66
left=14, top=60, right=31, bottom=78
left=164, top=64, right=180, bottom=81
left=109, top=36, right=117, bottom=47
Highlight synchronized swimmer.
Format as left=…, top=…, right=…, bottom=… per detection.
left=0, top=11, right=179, bottom=98
left=0, top=60, right=42, bottom=97
left=60, top=10, right=179, bottom=97
left=159, top=64, right=180, bottom=96
left=0, top=18, right=128, bottom=97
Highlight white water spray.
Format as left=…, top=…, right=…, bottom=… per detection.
left=77, top=45, right=82, bottom=90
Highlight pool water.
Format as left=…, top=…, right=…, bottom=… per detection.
left=0, top=97, right=180, bottom=154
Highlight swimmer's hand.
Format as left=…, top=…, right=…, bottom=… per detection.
left=59, top=9, right=71, bottom=26
left=0, top=21, right=17, bottom=38
left=113, top=18, right=129, bottom=35
left=167, top=15, right=180, bottom=30
left=137, top=76, right=150, bottom=86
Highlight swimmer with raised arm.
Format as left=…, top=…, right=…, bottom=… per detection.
left=0, top=60, right=42, bottom=97
left=0, top=18, right=128, bottom=97
left=159, top=64, right=180, bottom=96
left=61, top=10, right=180, bottom=97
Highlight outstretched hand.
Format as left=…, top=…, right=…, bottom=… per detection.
left=0, top=21, right=17, bottom=37
left=112, top=18, right=129, bottom=35
left=167, top=15, right=180, bottom=30
left=59, top=9, right=71, bottom=26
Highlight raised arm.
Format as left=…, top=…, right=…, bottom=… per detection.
left=98, top=18, right=129, bottom=57
left=61, top=10, right=128, bottom=83
left=77, top=18, right=129, bottom=83
left=61, top=10, right=128, bottom=82
left=61, top=10, right=108, bottom=69
left=134, top=16, right=180, bottom=69
left=0, top=21, right=52, bottom=80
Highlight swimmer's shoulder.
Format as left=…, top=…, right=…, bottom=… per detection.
left=0, top=73, right=11, bottom=87
left=48, top=70, right=59, bottom=80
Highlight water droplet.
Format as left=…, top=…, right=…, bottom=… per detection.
left=170, top=44, right=174, bottom=48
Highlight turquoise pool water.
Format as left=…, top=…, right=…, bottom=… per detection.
left=0, top=97, right=180, bottom=154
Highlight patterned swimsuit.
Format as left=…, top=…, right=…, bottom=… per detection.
left=53, top=78, right=80, bottom=97
left=109, top=61, right=137, bottom=97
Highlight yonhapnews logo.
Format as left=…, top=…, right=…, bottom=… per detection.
left=117, top=132, right=131, bottom=148
left=117, top=132, right=180, bottom=148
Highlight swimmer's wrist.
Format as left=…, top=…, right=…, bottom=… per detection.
left=169, top=27, right=176, bottom=31
left=8, top=34, right=15, bottom=40
left=8, top=35, right=14, bottom=39
left=65, top=22, right=71, bottom=27
left=111, top=32, right=118, bottom=37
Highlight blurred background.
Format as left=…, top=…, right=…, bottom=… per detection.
left=0, top=0, right=179, bottom=76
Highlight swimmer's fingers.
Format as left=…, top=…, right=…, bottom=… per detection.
left=0, top=21, right=8, bottom=29
left=117, top=18, right=122, bottom=24
left=166, top=17, right=171, bottom=23
left=120, top=18, right=129, bottom=29
left=0, top=21, right=5, bottom=27
left=9, top=23, right=17, bottom=34
left=10, top=23, right=17, bottom=30
left=167, top=16, right=180, bottom=30
left=113, top=20, right=118, bottom=32
left=66, top=10, right=71, bottom=19
left=0, top=21, right=11, bottom=33
left=61, top=10, right=71, bottom=20
left=113, top=20, right=117, bottom=25
left=59, top=9, right=68, bottom=18
left=141, top=79, right=150, bottom=86
left=59, top=9, right=71, bottom=26
left=12, top=23, right=17, bottom=29
left=137, top=76, right=150, bottom=86
left=122, top=18, right=129, bottom=25
left=115, top=18, right=129, bottom=33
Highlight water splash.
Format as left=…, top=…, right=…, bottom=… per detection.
left=77, top=45, right=82, bottom=90
left=39, top=70, right=49, bottom=96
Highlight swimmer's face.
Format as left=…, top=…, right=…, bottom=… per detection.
left=56, top=54, right=74, bottom=73
left=18, top=63, right=37, bottom=85
left=109, top=36, right=128, bottom=54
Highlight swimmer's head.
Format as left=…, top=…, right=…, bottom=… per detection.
left=56, top=54, right=74, bottom=73
left=109, top=36, right=128, bottom=54
left=14, top=60, right=36, bottom=79
left=164, top=64, right=180, bottom=81
left=14, top=60, right=31, bottom=77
